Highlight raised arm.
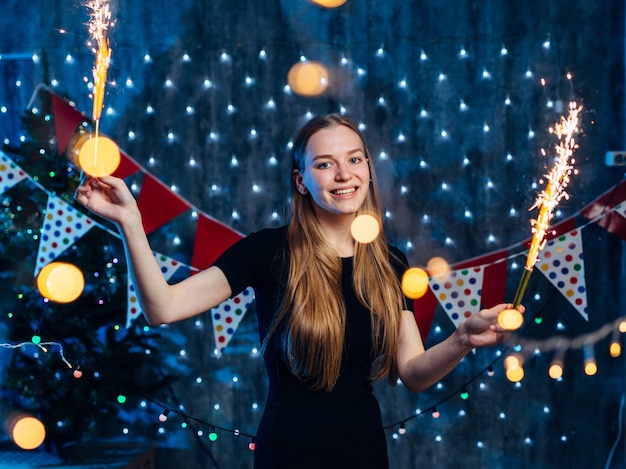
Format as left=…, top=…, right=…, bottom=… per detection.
left=396, top=303, right=521, bottom=392
left=75, top=175, right=232, bottom=325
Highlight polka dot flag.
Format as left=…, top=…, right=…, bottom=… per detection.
left=212, top=287, right=255, bottom=356
left=0, top=150, right=28, bottom=194
left=616, top=202, right=626, bottom=219
left=126, top=251, right=183, bottom=327
left=429, top=267, right=485, bottom=330
left=536, top=229, right=588, bottom=321
left=35, top=195, right=95, bottom=276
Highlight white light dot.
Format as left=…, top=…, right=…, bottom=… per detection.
left=203, top=79, right=213, bottom=89
left=165, top=78, right=173, bottom=88
left=438, top=73, right=446, bottom=82
left=259, top=49, right=266, bottom=59
left=525, top=69, right=533, bottom=78
left=182, top=53, right=191, bottom=62
left=144, top=54, right=152, bottom=63
left=122, top=428, right=129, bottom=435
left=500, top=45, right=508, bottom=56
left=420, top=50, right=428, bottom=61
left=196, top=376, right=203, bottom=384
left=482, top=69, right=491, bottom=79
left=186, top=106, right=194, bottom=114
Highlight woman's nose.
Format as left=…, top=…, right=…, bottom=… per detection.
left=335, top=164, right=351, bottom=181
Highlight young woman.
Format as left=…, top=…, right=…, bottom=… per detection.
left=76, top=114, right=520, bottom=468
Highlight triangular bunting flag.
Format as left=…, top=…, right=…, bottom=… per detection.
left=154, top=251, right=182, bottom=281
left=51, top=93, right=87, bottom=153
left=615, top=201, right=626, bottom=219
left=126, top=277, right=142, bottom=328
left=137, top=173, right=191, bottom=234
left=536, top=229, right=588, bottom=321
left=192, top=213, right=243, bottom=270
left=126, top=251, right=183, bottom=327
left=212, top=287, right=255, bottom=356
left=0, top=151, right=28, bottom=193
left=112, top=148, right=141, bottom=179
left=429, top=266, right=485, bottom=329
left=35, top=195, right=95, bottom=276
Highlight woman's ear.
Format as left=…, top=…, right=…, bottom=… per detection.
left=293, top=169, right=308, bottom=195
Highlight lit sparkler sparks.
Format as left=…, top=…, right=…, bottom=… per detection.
left=87, top=0, right=112, bottom=123
left=499, top=101, right=582, bottom=329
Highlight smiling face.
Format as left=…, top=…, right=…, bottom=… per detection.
left=293, top=124, right=371, bottom=223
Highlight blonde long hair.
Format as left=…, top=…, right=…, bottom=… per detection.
left=266, top=114, right=406, bottom=392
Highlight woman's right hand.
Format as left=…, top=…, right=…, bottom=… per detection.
left=75, top=175, right=140, bottom=226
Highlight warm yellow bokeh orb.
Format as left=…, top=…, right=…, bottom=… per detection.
left=310, top=0, right=348, bottom=7
left=497, top=308, right=524, bottom=330
left=287, top=61, right=329, bottom=97
left=548, top=362, right=564, bottom=380
left=78, top=135, right=121, bottom=177
left=11, top=416, right=46, bottom=450
left=37, top=262, right=85, bottom=303
left=584, top=359, right=598, bottom=376
left=426, top=256, right=451, bottom=280
left=350, top=214, right=380, bottom=244
left=401, top=267, right=429, bottom=299
left=505, top=365, right=525, bottom=383
left=610, top=341, right=622, bottom=358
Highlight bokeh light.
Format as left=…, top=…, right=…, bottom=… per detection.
left=287, top=61, right=329, bottom=97
left=36, top=262, right=85, bottom=303
left=77, top=135, right=121, bottom=177
left=9, top=415, right=46, bottom=450
left=426, top=256, right=451, bottom=280
left=350, top=214, right=380, bottom=243
left=497, top=308, right=524, bottom=330
left=401, top=267, right=429, bottom=299
left=310, top=0, right=348, bottom=7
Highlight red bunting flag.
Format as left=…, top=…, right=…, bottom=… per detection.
left=191, top=213, right=242, bottom=270
left=137, top=173, right=191, bottom=234
left=51, top=93, right=87, bottom=153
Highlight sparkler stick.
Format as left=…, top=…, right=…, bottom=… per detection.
left=499, top=101, right=581, bottom=329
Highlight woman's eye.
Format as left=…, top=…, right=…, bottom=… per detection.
left=317, top=162, right=331, bottom=169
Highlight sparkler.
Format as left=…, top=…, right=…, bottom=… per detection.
left=87, top=0, right=112, bottom=125
left=79, top=0, right=120, bottom=177
left=499, top=101, right=582, bottom=330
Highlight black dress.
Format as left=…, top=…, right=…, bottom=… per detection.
left=213, top=226, right=411, bottom=469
